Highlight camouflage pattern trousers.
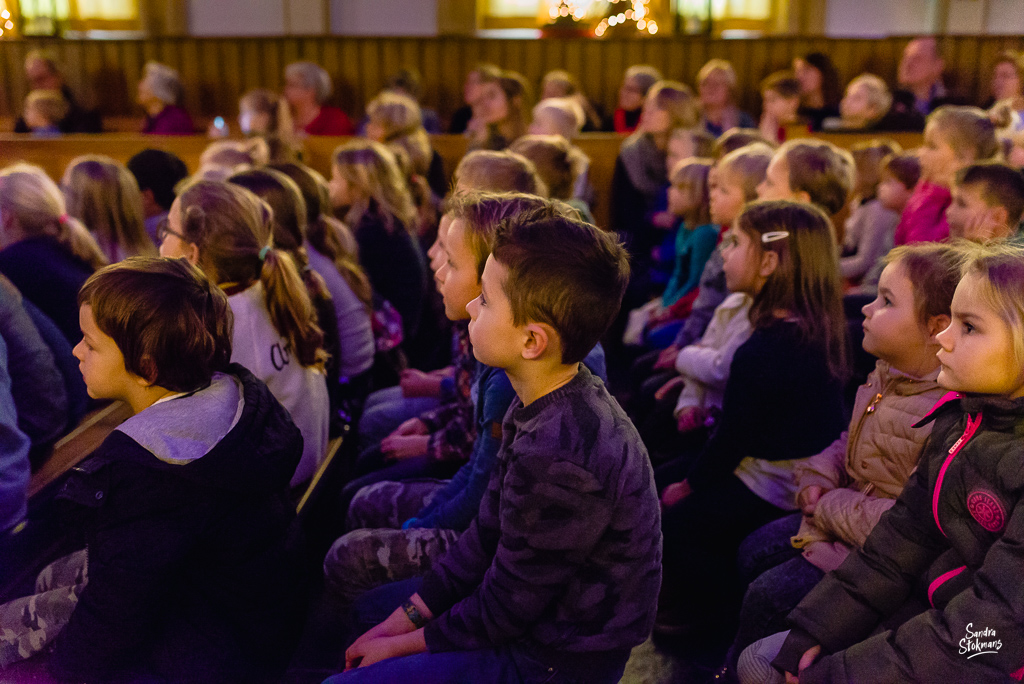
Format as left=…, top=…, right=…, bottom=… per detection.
left=323, top=479, right=460, bottom=605
left=0, top=549, right=88, bottom=668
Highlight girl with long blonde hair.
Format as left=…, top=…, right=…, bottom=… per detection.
left=330, top=140, right=426, bottom=342
left=0, top=163, right=106, bottom=343
left=62, top=155, right=157, bottom=262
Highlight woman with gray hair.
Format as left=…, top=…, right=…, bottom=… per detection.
left=284, top=61, right=354, bottom=136
left=138, top=61, right=194, bottom=135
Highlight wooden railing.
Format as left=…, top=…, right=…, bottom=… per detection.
left=1, top=35, right=1021, bottom=127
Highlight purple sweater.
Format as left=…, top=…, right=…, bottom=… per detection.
left=142, top=105, right=194, bottom=135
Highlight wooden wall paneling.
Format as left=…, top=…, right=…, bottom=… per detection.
left=581, top=39, right=608, bottom=114
left=418, top=38, right=446, bottom=121
left=379, top=38, right=402, bottom=96
left=336, top=39, right=361, bottom=117
left=601, top=40, right=626, bottom=114
left=280, top=37, right=301, bottom=71
left=1, top=40, right=24, bottom=116
left=82, top=42, right=106, bottom=115
left=436, top=38, right=462, bottom=123
left=685, top=38, right=708, bottom=88
left=300, top=37, right=322, bottom=64
left=319, top=38, right=342, bottom=108
left=974, top=36, right=1001, bottom=102
left=561, top=39, right=581, bottom=86
left=357, top=39, right=381, bottom=114
left=176, top=38, right=202, bottom=116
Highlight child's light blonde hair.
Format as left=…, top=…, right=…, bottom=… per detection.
left=238, top=88, right=296, bottom=162
left=331, top=139, right=418, bottom=234
left=928, top=105, right=1001, bottom=163
left=698, top=59, right=738, bottom=94
left=647, top=81, right=700, bottom=130
left=366, top=91, right=432, bottom=177
left=960, top=240, right=1024, bottom=367
left=670, top=157, right=714, bottom=225
left=777, top=139, right=856, bottom=215
left=717, top=143, right=774, bottom=201
left=508, top=135, right=586, bottom=200
left=199, top=139, right=268, bottom=176
left=62, top=155, right=156, bottom=262
left=846, top=74, right=893, bottom=124
left=25, top=89, right=69, bottom=126
left=0, top=163, right=107, bottom=271
left=453, top=150, right=547, bottom=196
left=850, top=139, right=901, bottom=199
left=532, top=97, right=585, bottom=139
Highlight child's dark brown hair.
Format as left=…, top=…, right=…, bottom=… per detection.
left=79, top=256, right=232, bottom=392
left=492, top=202, right=630, bottom=364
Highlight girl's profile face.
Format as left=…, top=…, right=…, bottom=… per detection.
left=936, top=272, right=1024, bottom=397
left=720, top=225, right=766, bottom=295
left=861, top=261, right=934, bottom=370
left=992, top=61, right=1022, bottom=102
left=328, top=165, right=354, bottom=208
left=639, top=97, right=671, bottom=135
left=708, top=166, right=747, bottom=225
left=793, top=58, right=822, bottom=97
left=919, top=121, right=963, bottom=186
left=437, top=218, right=482, bottom=321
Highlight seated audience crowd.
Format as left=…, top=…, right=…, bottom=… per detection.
left=0, top=38, right=1024, bottom=684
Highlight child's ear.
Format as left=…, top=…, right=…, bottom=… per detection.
left=990, top=205, right=1010, bottom=230
left=926, top=313, right=952, bottom=341
left=759, top=249, right=780, bottom=279
left=134, top=356, right=159, bottom=388
left=794, top=190, right=812, bottom=205
left=185, top=241, right=201, bottom=266
left=521, top=322, right=553, bottom=361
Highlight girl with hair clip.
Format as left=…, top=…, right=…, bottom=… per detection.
left=62, top=155, right=157, bottom=263
left=762, top=242, right=1024, bottom=683
left=330, top=140, right=427, bottom=345
left=271, top=162, right=375, bottom=392
left=158, top=179, right=329, bottom=486
left=0, top=163, right=107, bottom=344
left=656, top=200, right=847, bottom=639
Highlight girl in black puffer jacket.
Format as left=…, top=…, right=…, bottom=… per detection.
left=761, top=242, right=1024, bottom=683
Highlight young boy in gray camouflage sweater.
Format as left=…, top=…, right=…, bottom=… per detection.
left=327, top=202, right=663, bottom=684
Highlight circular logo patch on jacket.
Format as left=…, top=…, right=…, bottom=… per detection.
left=967, top=490, right=1006, bottom=533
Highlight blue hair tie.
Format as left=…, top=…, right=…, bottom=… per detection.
left=259, top=245, right=271, bottom=262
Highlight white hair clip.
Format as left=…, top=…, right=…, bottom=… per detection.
left=761, top=231, right=790, bottom=244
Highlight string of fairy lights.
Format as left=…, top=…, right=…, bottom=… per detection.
left=546, top=0, right=659, bottom=36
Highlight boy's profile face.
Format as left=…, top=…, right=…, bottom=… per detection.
left=437, top=218, right=482, bottom=321
left=757, top=154, right=798, bottom=202
left=877, top=173, right=913, bottom=212
left=762, top=90, right=800, bottom=122
left=465, top=255, right=522, bottom=369
left=73, top=304, right=137, bottom=402
left=708, top=166, right=746, bottom=225
left=947, top=183, right=1008, bottom=241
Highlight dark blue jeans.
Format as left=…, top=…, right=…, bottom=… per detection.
left=324, top=578, right=624, bottom=684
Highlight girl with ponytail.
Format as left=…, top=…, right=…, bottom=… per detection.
left=158, top=179, right=329, bottom=485
left=0, top=162, right=107, bottom=344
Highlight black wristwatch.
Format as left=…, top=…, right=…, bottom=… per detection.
left=402, top=599, right=427, bottom=628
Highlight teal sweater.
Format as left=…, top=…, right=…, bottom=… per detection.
left=662, top=222, right=719, bottom=307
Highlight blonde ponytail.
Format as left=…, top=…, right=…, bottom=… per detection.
left=259, top=247, right=327, bottom=370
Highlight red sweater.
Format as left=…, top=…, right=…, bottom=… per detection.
left=303, top=106, right=354, bottom=136
left=893, top=180, right=951, bottom=246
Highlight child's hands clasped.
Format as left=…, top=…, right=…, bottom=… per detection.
left=381, top=434, right=430, bottom=460
left=393, top=417, right=429, bottom=437
left=784, top=644, right=822, bottom=683
left=400, top=369, right=445, bottom=398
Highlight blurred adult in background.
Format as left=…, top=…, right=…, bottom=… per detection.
left=284, top=61, right=354, bottom=137
left=892, top=37, right=965, bottom=118
left=14, top=50, right=102, bottom=134
left=449, top=64, right=501, bottom=134
left=138, top=62, right=194, bottom=135
left=986, top=51, right=1024, bottom=132
left=830, top=73, right=924, bottom=132
left=793, top=52, right=841, bottom=131
left=609, top=65, right=662, bottom=133
left=466, top=70, right=530, bottom=151
left=697, top=59, right=756, bottom=137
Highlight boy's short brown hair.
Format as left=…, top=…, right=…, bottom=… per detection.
left=778, top=139, right=855, bottom=215
left=714, top=128, right=775, bottom=158
left=956, top=162, right=1024, bottom=229
left=881, top=152, right=922, bottom=190
left=79, top=256, right=233, bottom=392
left=445, top=191, right=554, bottom=277
left=492, top=205, right=629, bottom=364
left=883, top=242, right=961, bottom=326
